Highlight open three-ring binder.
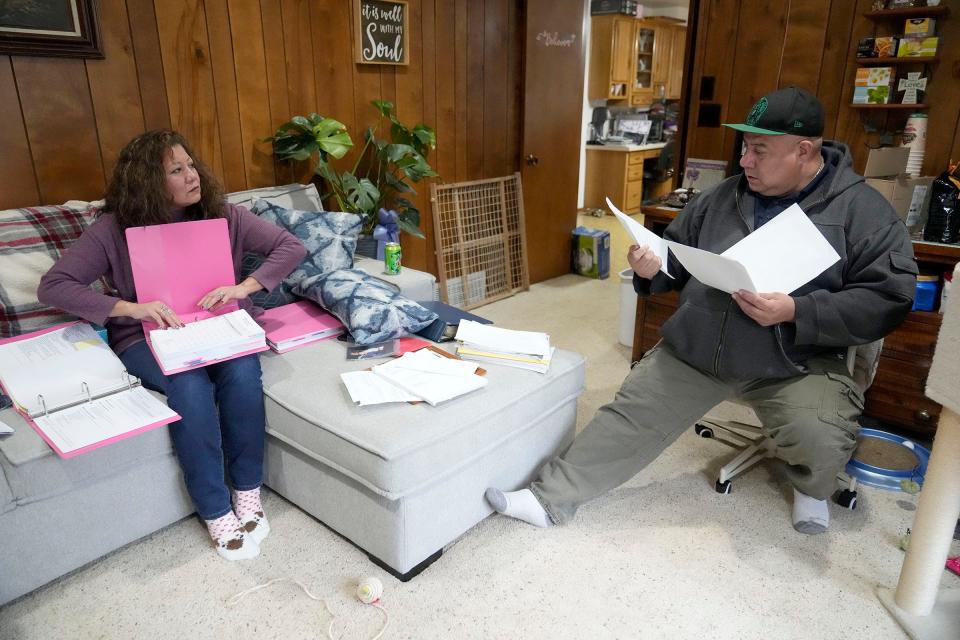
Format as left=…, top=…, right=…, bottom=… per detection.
left=0, top=322, right=179, bottom=458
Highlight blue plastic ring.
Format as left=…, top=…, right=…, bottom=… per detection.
left=845, top=428, right=930, bottom=492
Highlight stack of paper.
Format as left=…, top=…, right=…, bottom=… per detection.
left=148, top=309, right=266, bottom=374
left=454, top=320, right=554, bottom=373
left=340, top=348, right=487, bottom=406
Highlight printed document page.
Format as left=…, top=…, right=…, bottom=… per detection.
left=149, top=309, right=265, bottom=368
left=32, top=387, right=177, bottom=455
left=0, top=324, right=130, bottom=416
left=720, top=203, right=840, bottom=294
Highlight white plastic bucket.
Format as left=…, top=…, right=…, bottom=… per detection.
left=619, top=268, right=636, bottom=347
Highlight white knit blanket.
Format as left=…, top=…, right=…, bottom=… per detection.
left=926, top=264, right=960, bottom=414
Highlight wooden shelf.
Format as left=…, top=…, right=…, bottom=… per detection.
left=864, top=6, right=949, bottom=20
left=856, top=56, right=939, bottom=65
left=849, top=103, right=928, bottom=109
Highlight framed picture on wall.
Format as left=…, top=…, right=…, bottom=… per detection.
left=0, top=0, right=102, bottom=59
left=355, top=0, right=409, bottom=65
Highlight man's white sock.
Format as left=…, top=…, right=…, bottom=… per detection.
left=792, top=488, right=830, bottom=534
left=485, top=488, right=552, bottom=528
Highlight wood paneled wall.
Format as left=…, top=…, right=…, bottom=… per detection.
left=0, top=0, right=524, bottom=274
left=683, top=0, right=960, bottom=178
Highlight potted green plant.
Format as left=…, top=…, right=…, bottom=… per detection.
left=267, top=100, right=437, bottom=253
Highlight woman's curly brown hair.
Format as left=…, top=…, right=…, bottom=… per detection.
left=105, top=129, right=224, bottom=230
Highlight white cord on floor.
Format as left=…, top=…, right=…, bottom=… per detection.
left=225, top=577, right=389, bottom=640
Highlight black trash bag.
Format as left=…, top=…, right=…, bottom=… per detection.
left=923, top=170, right=960, bottom=244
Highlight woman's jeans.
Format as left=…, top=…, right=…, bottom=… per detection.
left=120, top=341, right=266, bottom=520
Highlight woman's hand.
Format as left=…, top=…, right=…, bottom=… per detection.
left=111, top=300, right=184, bottom=329
left=197, top=278, right=263, bottom=311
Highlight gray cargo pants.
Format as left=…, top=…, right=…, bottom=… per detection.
left=530, top=344, right=862, bottom=525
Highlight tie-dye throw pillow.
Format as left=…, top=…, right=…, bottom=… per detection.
left=295, top=269, right=438, bottom=345
left=251, top=199, right=362, bottom=281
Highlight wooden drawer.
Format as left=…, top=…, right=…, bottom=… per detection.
left=882, top=312, right=941, bottom=358
left=863, top=387, right=940, bottom=437
left=627, top=164, right=644, bottom=181
left=627, top=152, right=646, bottom=165
left=625, top=180, right=642, bottom=209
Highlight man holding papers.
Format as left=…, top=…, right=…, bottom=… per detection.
left=487, top=87, right=917, bottom=535
left=38, top=130, right=306, bottom=561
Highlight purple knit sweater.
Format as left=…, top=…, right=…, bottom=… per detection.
left=37, top=202, right=307, bottom=355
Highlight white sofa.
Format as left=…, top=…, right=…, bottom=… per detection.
left=0, top=184, right=585, bottom=603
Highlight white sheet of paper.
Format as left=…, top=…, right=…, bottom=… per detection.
left=31, top=387, right=177, bottom=455
left=606, top=197, right=672, bottom=278
left=666, top=242, right=757, bottom=293
left=372, top=350, right=487, bottom=407
left=721, top=203, right=841, bottom=294
left=340, top=371, right=421, bottom=406
left=0, top=420, right=13, bottom=435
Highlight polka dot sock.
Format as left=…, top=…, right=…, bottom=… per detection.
left=205, top=511, right=259, bottom=561
left=233, top=487, right=270, bottom=545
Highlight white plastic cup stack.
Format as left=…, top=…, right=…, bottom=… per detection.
left=901, top=113, right=927, bottom=177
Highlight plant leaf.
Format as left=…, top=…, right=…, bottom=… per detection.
left=343, top=174, right=380, bottom=213
left=412, top=125, right=437, bottom=150
left=372, top=100, right=394, bottom=118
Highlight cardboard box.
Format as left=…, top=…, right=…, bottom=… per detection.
left=572, top=226, right=610, bottom=279
left=864, top=147, right=933, bottom=222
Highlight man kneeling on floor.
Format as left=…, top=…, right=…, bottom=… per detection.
left=486, top=86, right=917, bottom=534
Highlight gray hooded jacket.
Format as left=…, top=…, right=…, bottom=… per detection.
left=636, top=140, right=917, bottom=380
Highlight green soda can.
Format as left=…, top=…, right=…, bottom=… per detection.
left=384, top=242, right=402, bottom=275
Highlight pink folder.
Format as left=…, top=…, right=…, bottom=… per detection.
left=0, top=322, right=180, bottom=459
left=126, top=219, right=268, bottom=374
left=258, top=301, right=345, bottom=353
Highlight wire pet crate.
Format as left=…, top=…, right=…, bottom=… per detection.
left=430, top=172, right=530, bottom=310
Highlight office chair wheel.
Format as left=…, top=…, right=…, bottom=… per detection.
left=835, top=489, right=858, bottom=511
left=695, top=423, right=714, bottom=439
left=715, top=479, right=732, bottom=494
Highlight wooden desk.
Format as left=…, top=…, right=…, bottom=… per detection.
left=629, top=206, right=960, bottom=438
left=583, top=146, right=664, bottom=214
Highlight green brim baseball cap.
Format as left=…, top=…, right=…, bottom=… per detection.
left=723, top=86, right=824, bottom=137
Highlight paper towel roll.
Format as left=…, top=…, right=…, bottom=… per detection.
left=901, top=114, right=927, bottom=177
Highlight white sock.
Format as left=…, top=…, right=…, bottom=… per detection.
left=485, top=488, right=552, bottom=528
left=206, top=512, right=260, bottom=560
left=792, top=488, right=830, bottom=535
left=232, top=487, right=270, bottom=545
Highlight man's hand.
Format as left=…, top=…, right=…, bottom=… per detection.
left=628, top=244, right=662, bottom=279
left=732, top=290, right=795, bottom=326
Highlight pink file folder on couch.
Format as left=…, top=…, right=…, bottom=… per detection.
left=126, top=219, right=268, bottom=374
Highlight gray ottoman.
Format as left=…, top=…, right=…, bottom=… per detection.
left=260, top=341, right=585, bottom=579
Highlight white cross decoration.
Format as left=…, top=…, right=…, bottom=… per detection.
left=898, top=72, right=928, bottom=105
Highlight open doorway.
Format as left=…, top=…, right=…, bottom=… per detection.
left=578, top=1, right=692, bottom=215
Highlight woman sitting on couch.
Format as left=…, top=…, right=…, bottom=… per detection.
left=38, top=130, right=306, bottom=561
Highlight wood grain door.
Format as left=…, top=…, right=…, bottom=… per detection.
left=522, top=0, right=587, bottom=283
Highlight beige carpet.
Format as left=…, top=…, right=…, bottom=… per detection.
left=1, top=272, right=956, bottom=640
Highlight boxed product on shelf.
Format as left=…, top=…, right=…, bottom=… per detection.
left=873, top=36, right=898, bottom=58
left=857, top=37, right=876, bottom=58
left=571, top=226, right=610, bottom=280
left=904, top=18, right=936, bottom=38
left=853, top=66, right=894, bottom=104
left=897, top=36, right=939, bottom=57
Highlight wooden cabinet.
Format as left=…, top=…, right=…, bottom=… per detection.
left=584, top=148, right=663, bottom=214
left=588, top=15, right=637, bottom=100
left=631, top=206, right=960, bottom=439
left=666, top=26, right=686, bottom=100
left=591, top=16, right=685, bottom=106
